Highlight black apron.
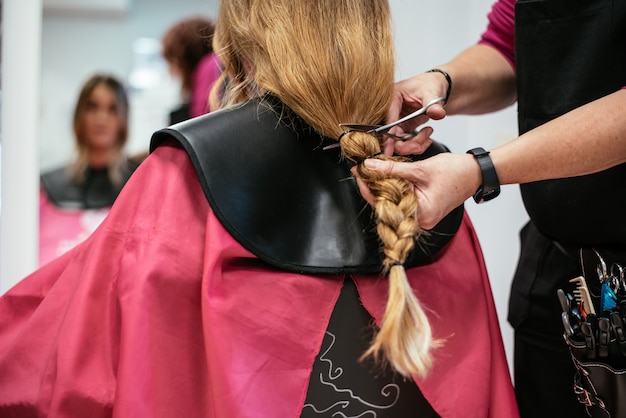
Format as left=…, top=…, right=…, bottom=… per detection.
left=510, top=0, right=626, bottom=416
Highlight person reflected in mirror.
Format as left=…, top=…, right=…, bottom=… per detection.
left=39, top=73, right=140, bottom=266
left=161, top=15, right=223, bottom=124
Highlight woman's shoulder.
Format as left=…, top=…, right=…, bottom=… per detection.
left=40, top=165, right=73, bottom=192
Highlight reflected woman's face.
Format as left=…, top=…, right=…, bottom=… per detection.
left=81, top=83, right=122, bottom=150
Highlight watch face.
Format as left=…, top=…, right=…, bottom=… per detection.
left=482, top=187, right=500, bottom=201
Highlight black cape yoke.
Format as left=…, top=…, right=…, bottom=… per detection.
left=150, top=96, right=464, bottom=274
left=41, top=161, right=137, bottom=210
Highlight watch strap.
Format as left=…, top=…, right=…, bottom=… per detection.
left=466, top=147, right=500, bottom=203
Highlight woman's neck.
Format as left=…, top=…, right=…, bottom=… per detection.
left=88, top=148, right=117, bottom=169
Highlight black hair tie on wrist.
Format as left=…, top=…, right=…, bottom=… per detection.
left=427, top=68, right=452, bottom=104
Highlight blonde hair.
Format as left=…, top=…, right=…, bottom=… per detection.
left=213, top=0, right=437, bottom=378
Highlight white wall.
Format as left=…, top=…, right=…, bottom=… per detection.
left=2, top=0, right=527, bottom=373
left=0, top=1, right=42, bottom=293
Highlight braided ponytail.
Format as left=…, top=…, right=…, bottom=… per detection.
left=341, top=131, right=439, bottom=377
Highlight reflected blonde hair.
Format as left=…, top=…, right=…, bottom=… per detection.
left=212, top=0, right=437, bottom=377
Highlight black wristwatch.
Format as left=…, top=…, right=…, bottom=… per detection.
left=466, top=147, right=500, bottom=203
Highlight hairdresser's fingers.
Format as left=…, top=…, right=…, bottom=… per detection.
left=382, top=137, right=395, bottom=156
left=381, top=126, right=434, bottom=157
left=393, top=127, right=434, bottom=156
left=351, top=168, right=376, bottom=206
left=425, top=102, right=447, bottom=120
left=363, top=158, right=416, bottom=180
left=355, top=159, right=440, bottom=229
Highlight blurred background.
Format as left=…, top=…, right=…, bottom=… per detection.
left=0, top=0, right=527, bottom=372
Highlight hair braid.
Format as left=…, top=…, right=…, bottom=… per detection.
left=341, top=130, right=439, bottom=378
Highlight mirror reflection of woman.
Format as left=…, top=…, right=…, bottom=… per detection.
left=161, top=16, right=222, bottom=124
left=39, top=74, right=140, bottom=266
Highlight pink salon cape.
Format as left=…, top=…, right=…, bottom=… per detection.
left=0, top=141, right=519, bottom=418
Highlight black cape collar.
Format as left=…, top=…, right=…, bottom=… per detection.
left=151, top=96, right=463, bottom=274
left=41, top=164, right=135, bottom=210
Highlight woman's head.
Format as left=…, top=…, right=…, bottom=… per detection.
left=214, top=0, right=437, bottom=378
left=73, top=74, right=128, bottom=154
left=162, top=16, right=215, bottom=96
left=71, top=74, right=129, bottom=184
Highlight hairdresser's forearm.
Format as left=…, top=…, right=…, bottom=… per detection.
left=438, top=44, right=517, bottom=115
left=490, top=89, right=626, bottom=185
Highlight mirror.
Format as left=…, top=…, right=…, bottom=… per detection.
left=40, top=0, right=219, bottom=172
left=36, top=0, right=219, bottom=265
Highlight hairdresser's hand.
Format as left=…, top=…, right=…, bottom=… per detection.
left=381, top=126, right=435, bottom=156
left=381, top=72, right=450, bottom=157
left=353, top=152, right=480, bottom=230
left=386, top=72, right=448, bottom=148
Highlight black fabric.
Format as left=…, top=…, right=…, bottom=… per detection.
left=567, top=334, right=626, bottom=418
left=511, top=223, right=626, bottom=418
left=564, top=247, right=626, bottom=418
left=301, top=277, right=439, bottom=418
left=515, top=0, right=626, bottom=247
left=40, top=161, right=138, bottom=210
left=511, top=0, right=626, bottom=416
left=510, top=222, right=587, bottom=417
left=169, top=102, right=192, bottom=125
left=150, top=96, right=464, bottom=275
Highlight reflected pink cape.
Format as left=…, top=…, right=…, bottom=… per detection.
left=39, top=189, right=110, bottom=267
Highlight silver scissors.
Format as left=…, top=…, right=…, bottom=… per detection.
left=324, top=96, right=445, bottom=150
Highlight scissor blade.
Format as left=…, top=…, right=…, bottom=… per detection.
left=373, top=96, right=445, bottom=134
left=338, top=123, right=380, bottom=133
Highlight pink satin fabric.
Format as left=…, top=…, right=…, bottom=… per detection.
left=0, top=142, right=519, bottom=417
